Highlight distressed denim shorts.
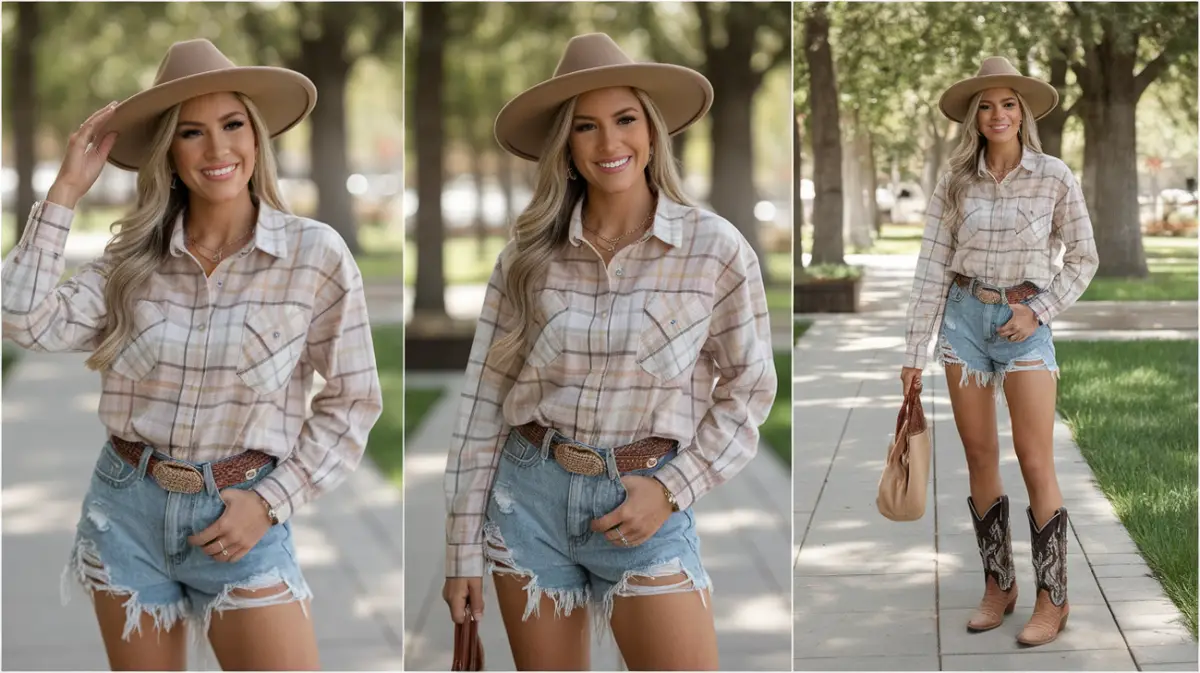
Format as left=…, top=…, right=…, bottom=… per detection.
left=937, top=279, right=1059, bottom=390
left=484, top=429, right=711, bottom=624
left=63, top=440, right=311, bottom=641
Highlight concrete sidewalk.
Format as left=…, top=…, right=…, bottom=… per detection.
left=402, top=372, right=791, bottom=671
left=1, top=353, right=404, bottom=670
left=792, top=256, right=1197, bottom=670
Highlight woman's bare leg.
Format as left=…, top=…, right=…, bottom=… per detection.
left=609, top=576, right=717, bottom=671
left=92, top=591, right=188, bottom=671
left=206, top=586, right=318, bottom=670
left=494, top=573, right=590, bottom=671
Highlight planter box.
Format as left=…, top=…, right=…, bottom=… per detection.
left=794, top=277, right=862, bottom=313
left=404, top=314, right=477, bottom=370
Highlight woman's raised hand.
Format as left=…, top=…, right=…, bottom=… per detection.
left=46, top=102, right=120, bottom=210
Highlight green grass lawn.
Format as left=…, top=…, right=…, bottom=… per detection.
left=761, top=350, right=792, bottom=465
left=363, top=324, right=406, bottom=488
left=1055, top=340, right=1198, bottom=634
left=363, top=325, right=445, bottom=489
left=1, top=346, right=17, bottom=382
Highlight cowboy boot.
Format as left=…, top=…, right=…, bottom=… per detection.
left=966, top=495, right=1018, bottom=632
left=1018, top=506, right=1070, bottom=646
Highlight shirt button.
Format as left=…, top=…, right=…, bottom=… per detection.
left=601, top=311, right=609, bottom=319
left=273, top=331, right=281, bottom=339
left=216, top=280, right=223, bottom=288
left=614, top=268, right=624, bottom=277
left=197, top=324, right=206, bottom=332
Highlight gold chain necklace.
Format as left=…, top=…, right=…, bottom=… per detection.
left=583, top=201, right=657, bottom=253
left=188, top=226, right=255, bottom=263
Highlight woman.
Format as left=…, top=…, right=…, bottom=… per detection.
left=902, top=57, right=1099, bottom=647
left=1, top=39, right=382, bottom=670
left=441, top=33, right=776, bottom=671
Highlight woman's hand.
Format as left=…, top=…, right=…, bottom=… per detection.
left=187, top=489, right=273, bottom=563
left=46, top=102, right=120, bottom=210
left=443, top=577, right=484, bottom=624
left=900, top=366, right=923, bottom=396
left=590, top=475, right=674, bottom=547
left=997, top=303, right=1039, bottom=343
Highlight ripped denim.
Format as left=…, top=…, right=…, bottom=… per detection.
left=483, top=430, right=711, bottom=631
left=937, top=279, right=1059, bottom=394
left=62, top=441, right=311, bottom=644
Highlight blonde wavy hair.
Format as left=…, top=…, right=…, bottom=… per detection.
left=489, top=87, right=693, bottom=366
left=85, top=93, right=289, bottom=371
left=941, top=89, right=1043, bottom=236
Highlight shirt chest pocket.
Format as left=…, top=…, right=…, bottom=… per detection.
left=1016, top=195, right=1055, bottom=245
left=637, top=293, right=712, bottom=381
left=109, top=300, right=168, bottom=382
left=526, top=290, right=571, bottom=369
left=237, top=305, right=311, bottom=395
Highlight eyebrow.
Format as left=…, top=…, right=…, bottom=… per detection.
left=177, top=111, right=246, bottom=127
left=981, top=97, right=1018, bottom=104
left=572, top=107, right=638, bottom=121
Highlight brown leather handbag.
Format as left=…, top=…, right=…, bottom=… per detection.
left=876, top=376, right=932, bottom=521
left=452, top=609, right=484, bottom=671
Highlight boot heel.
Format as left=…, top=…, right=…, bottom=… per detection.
left=1004, top=593, right=1017, bottom=614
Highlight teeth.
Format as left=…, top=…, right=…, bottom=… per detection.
left=202, top=165, right=236, bottom=177
left=599, top=157, right=630, bottom=169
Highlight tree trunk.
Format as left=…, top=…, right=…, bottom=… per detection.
left=843, top=112, right=872, bottom=251
left=498, top=151, right=515, bottom=225
left=1080, top=90, right=1146, bottom=277
left=866, top=132, right=880, bottom=236
left=298, top=13, right=358, bottom=253
left=921, top=109, right=947, bottom=201
left=12, top=3, right=38, bottom=236
left=1077, top=33, right=1148, bottom=278
left=793, top=112, right=805, bottom=270
left=466, top=120, right=488, bottom=261
left=703, top=17, right=766, bottom=280
left=805, top=4, right=845, bottom=266
left=1037, top=52, right=1071, bottom=158
left=414, top=3, right=448, bottom=315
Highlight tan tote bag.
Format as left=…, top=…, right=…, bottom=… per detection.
left=877, top=377, right=931, bottom=521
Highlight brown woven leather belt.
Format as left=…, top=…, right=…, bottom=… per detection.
left=515, top=423, right=674, bottom=477
left=953, top=274, right=1039, bottom=305
left=110, top=435, right=275, bottom=495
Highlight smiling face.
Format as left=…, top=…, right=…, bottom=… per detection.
left=567, top=87, right=653, bottom=196
left=976, top=87, right=1023, bottom=144
left=170, top=92, right=257, bottom=205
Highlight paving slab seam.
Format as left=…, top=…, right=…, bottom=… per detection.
left=1070, top=501, right=1145, bottom=669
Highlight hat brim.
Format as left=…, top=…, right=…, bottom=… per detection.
left=102, top=66, right=317, bottom=171
left=494, top=63, right=713, bottom=162
left=938, top=74, right=1059, bottom=123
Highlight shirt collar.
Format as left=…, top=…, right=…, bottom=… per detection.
left=168, top=201, right=290, bottom=260
left=567, top=193, right=683, bottom=249
left=976, top=148, right=1042, bottom=178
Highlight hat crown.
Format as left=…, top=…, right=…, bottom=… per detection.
left=153, top=39, right=237, bottom=87
left=976, top=56, right=1022, bottom=78
left=553, top=33, right=634, bottom=78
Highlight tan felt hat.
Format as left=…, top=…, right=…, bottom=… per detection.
left=494, top=33, right=713, bottom=162
left=102, top=39, right=316, bottom=171
left=939, top=56, right=1058, bottom=123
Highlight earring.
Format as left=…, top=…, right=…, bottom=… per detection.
left=170, top=174, right=178, bottom=190
left=567, top=163, right=578, bottom=181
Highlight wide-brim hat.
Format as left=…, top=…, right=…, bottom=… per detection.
left=494, top=33, right=713, bottom=162
left=102, top=39, right=317, bottom=171
left=939, top=56, right=1058, bottom=123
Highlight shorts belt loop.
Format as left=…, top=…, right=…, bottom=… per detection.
left=202, top=463, right=219, bottom=496
left=134, top=444, right=153, bottom=480
left=539, top=427, right=556, bottom=460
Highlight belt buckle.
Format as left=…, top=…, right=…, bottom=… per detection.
left=974, top=283, right=1004, bottom=305
left=555, top=442, right=606, bottom=477
left=151, top=460, right=204, bottom=494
